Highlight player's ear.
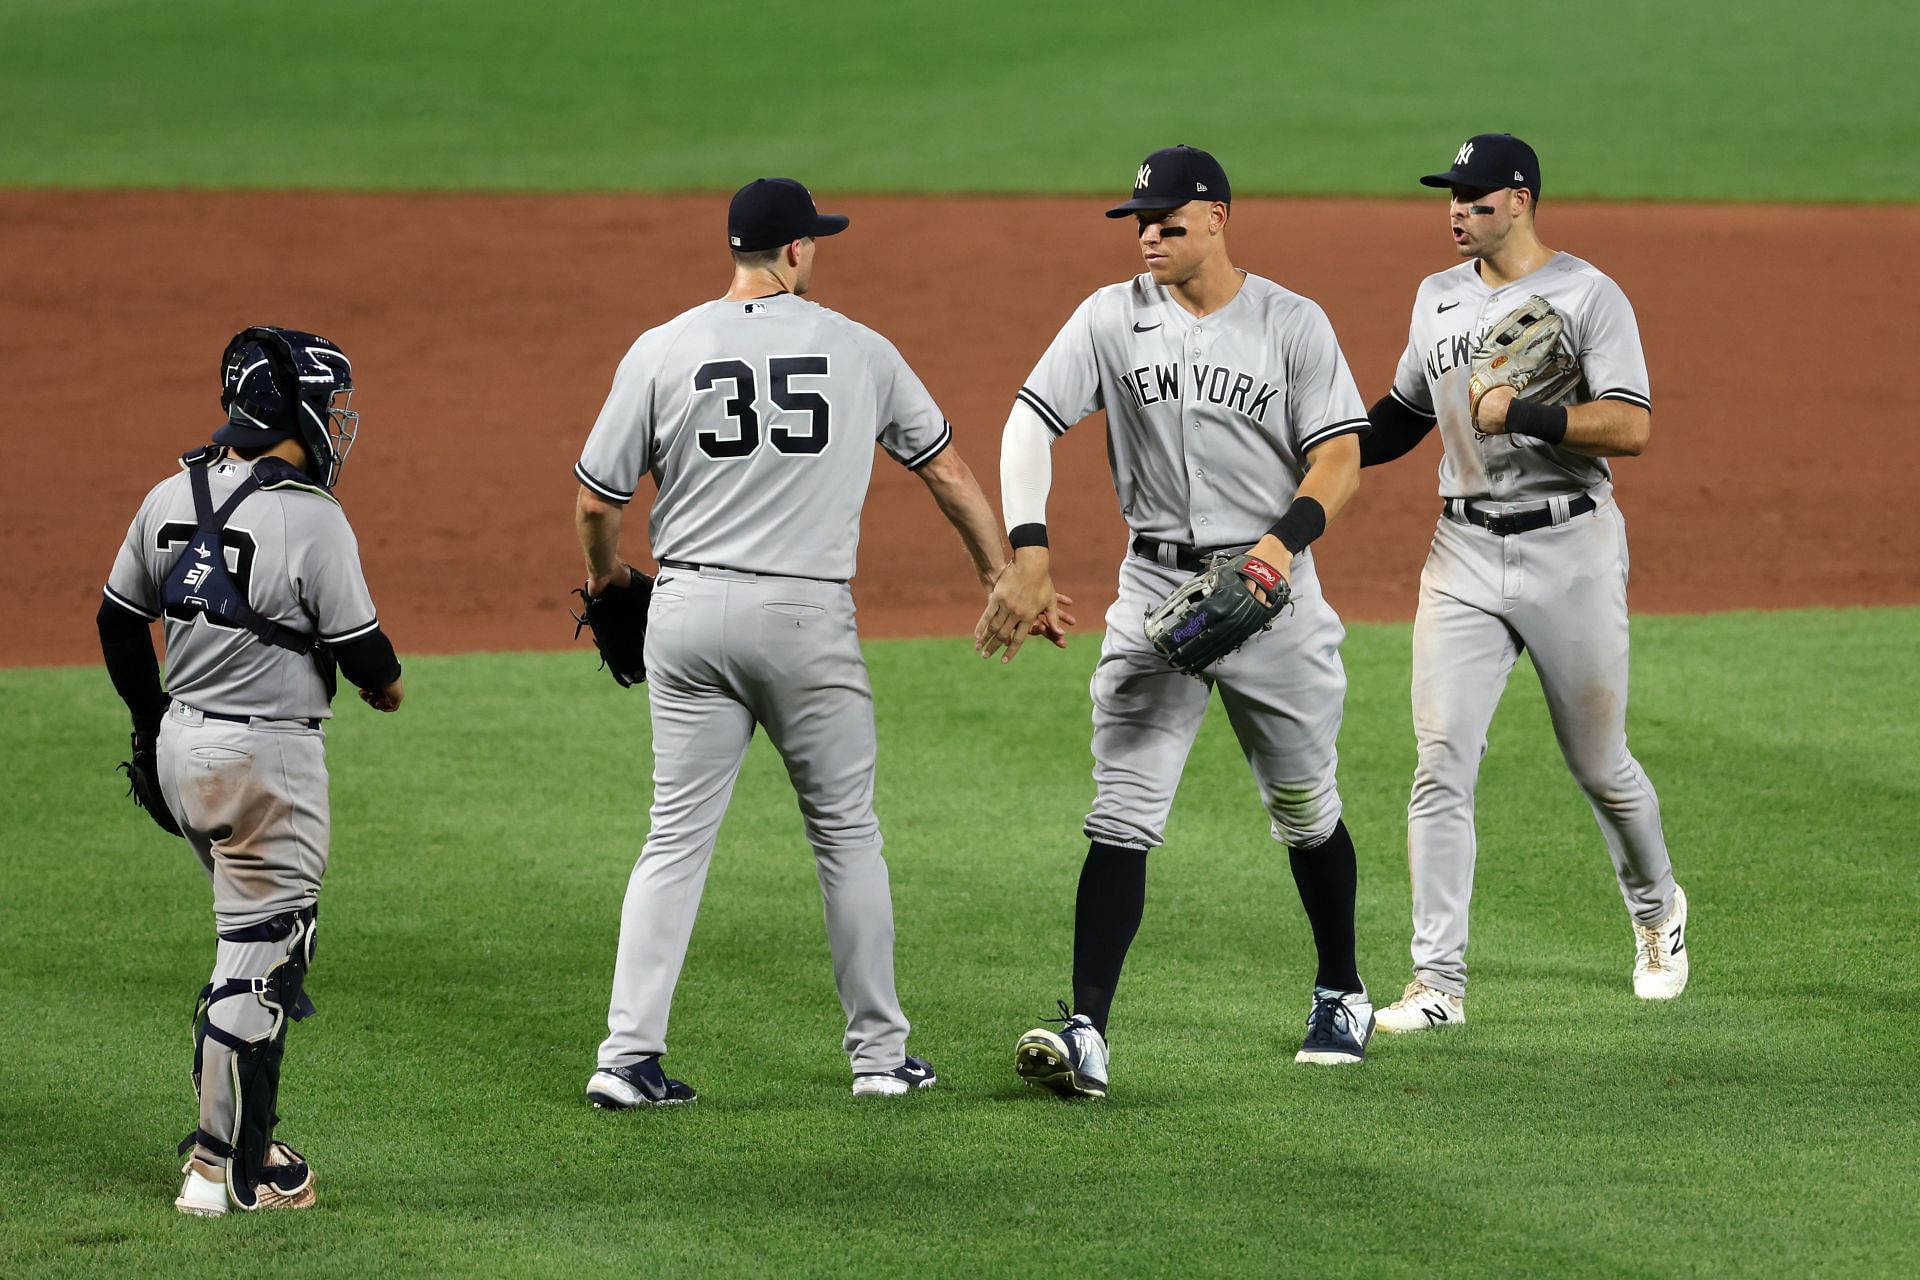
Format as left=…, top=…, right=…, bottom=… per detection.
left=1212, top=201, right=1230, bottom=233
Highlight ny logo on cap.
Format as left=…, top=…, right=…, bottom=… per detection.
left=1454, top=141, right=1475, bottom=165
left=1135, top=163, right=1152, bottom=190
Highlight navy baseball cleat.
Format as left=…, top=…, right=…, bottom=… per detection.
left=586, top=1057, right=697, bottom=1108
left=852, top=1054, right=937, bottom=1097
left=1294, top=986, right=1374, bottom=1065
left=1015, top=1000, right=1110, bottom=1098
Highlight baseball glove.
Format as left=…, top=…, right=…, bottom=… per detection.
left=571, top=566, right=654, bottom=687
left=1467, top=294, right=1582, bottom=425
left=1144, top=553, right=1291, bottom=675
left=118, top=728, right=182, bottom=837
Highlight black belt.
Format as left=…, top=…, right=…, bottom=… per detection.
left=200, top=709, right=322, bottom=730
left=1443, top=494, right=1596, bottom=537
left=659, top=559, right=847, bottom=585
left=1129, top=535, right=1251, bottom=575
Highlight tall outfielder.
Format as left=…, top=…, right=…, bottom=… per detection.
left=1360, top=134, right=1688, bottom=1033
left=575, top=178, right=1038, bottom=1105
left=978, top=145, right=1377, bottom=1096
left=98, top=326, right=404, bottom=1216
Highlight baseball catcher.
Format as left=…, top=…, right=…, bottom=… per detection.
left=1467, top=294, right=1581, bottom=428
left=1144, top=552, right=1291, bottom=675
left=572, top=565, right=653, bottom=686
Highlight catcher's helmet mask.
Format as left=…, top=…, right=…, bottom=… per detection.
left=214, top=326, right=358, bottom=489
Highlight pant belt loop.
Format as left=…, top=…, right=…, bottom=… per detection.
left=1548, top=495, right=1569, bottom=526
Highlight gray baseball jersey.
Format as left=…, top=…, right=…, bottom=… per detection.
left=1389, top=250, right=1675, bottom=1000
left=1020, top=271, right=1367, bottom=851
left=104, top=452, right=379, bottom=721
left=574, top=293, right=952, bottom=579
left=1018, top=270, right=1368, bottom=549
left=1388, top=251, right=1651, bottom=502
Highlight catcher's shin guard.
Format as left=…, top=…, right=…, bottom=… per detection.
left=178, top=907, right=318, bottom=1211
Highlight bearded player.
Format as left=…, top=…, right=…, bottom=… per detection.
left=978, top=146, right=1376, bottom=1095
left=1360, top=133, right=1688, bottom=1034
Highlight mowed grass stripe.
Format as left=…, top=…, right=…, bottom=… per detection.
left=1, top=607, right=1916, bottom=1276
left=0, top=1, right=1915, bottom=200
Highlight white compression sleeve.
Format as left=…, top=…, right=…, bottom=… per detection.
left=999, top=400, right=1054, bottom=534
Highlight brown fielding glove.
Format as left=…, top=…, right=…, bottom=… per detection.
left=571, top=566, right=654, bottom=687
left=119, top=728, right=182, bottom=837
left=1467, top=294, right=1582, bottom=426
left=1144, top=553, right=1291, bottom=675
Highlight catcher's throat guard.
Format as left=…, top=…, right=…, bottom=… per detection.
left=1144, top=552, right=1291, bottom=676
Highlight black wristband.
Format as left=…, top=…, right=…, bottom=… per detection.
left=1505, top=399, right=1568, bottom=445
left=1009, top=523, right=1049, bottom=550
left=1267, top=496, right=1327, bottom=556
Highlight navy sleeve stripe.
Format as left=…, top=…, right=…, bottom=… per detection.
left=1299, top=417, right=1372, bottom=453
left=1595, top=388, right=1652, bottom=410
left=1388, top=387, right=1438, bottom=422
left=1016, top=387, right=1071, bottom=438
left=322, top=617, right=381, bottom=644
left=102, top=585, right=160, bottom=621
left=900, top=420, right=953, bottom=471
left=573, top=461, right=633, bottom=504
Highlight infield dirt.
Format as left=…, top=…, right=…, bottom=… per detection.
left=4, top=192, right=1914, bottom=666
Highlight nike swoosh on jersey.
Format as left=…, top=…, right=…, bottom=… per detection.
left=1438, top=301, right=1461, bottom=313
left=1132, top=321, right=1162, bottom=332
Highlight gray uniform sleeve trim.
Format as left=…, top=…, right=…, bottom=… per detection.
left=322, top=617, right=381, bottom=644
left=899, top=420, right=954, bottom=471
left=102, top=584, right=160, bottom=621
left=1016, top=387, right=1072, bottom=438
left=1298, top=416, right=1372, bottom=453
left=573, top=461, right=633, bottom=504
left=1388, top=386, right=1437, bottom=422
left=1594, top=387, right=1652, bottom=410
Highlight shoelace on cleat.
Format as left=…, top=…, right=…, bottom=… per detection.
left=1305, top=995, right=1357, bottom=1042
left=1039, top=998, right=1075, bottom=1028
left=1634, top=921, right=1667, bottom=972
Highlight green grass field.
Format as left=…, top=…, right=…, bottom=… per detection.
left=3, top=608, right=1916, bottom=1276
left=2, top=0, right=1916, bottom=200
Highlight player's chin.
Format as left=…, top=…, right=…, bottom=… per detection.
left=1142, top=256, right=1178, bottom=282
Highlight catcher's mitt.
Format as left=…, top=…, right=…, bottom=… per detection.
left=1467, top=294, right=1582, bottom=426
left=1144, top=553, right=1291, bottom=675
left=571, top=566, right=654, bottom=687
left=119, top=729, right=182, bottom=837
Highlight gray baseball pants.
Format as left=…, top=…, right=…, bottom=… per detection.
left=157, top=702, right=328, bottom=1167
left=598, top=567, right=910, bottom=1075
left=1086, top=551, right=1347, bottom=851
left=1407, top=498, right=1675, bottom=997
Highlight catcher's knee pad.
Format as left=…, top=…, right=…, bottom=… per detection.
left=180, top=906, right=317, bottom=1211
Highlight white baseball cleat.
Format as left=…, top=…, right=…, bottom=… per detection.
left=852, top=1054, right=937, bottom=1097
left=174, top=1160, right=228, bottom=1218
left=1015, top=1001, right=1109, bottom=1098
left=1632, top=884, right=1690, bottom=1000
left=1375, top=980, right=1465, bottom=1034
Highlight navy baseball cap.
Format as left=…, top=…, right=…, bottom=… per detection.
left=1420, top=133, right=1542, bottom=198
left=727, top=178, right=849, bottom=252
left=1106, top=145, right=1231, bottom=217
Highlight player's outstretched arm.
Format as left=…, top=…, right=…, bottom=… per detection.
left=913, top=446, right=1004, bottom=591
left=976, top=401, right=1074, bottom=662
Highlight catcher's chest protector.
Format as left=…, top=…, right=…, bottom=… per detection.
left=161, top=454, right=312, bottom=655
